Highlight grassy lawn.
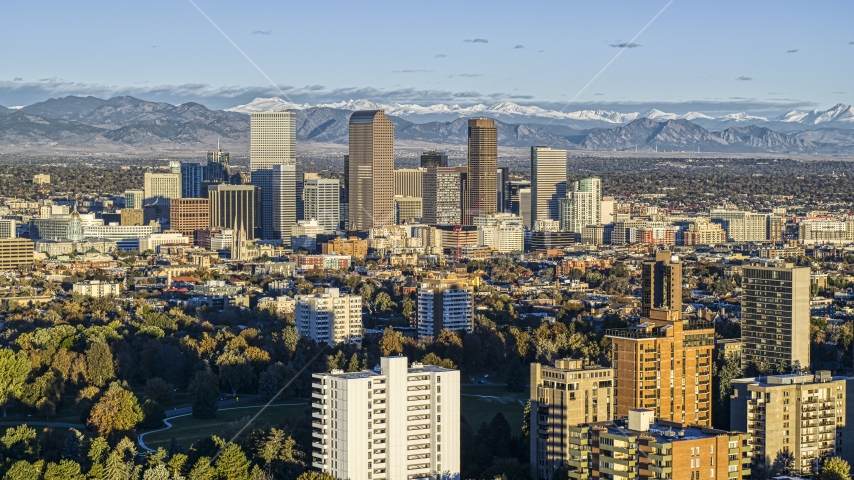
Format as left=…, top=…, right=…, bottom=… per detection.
left=143, top=399, right=310, bottom=451
left=460, top=385, right=528, bottom=435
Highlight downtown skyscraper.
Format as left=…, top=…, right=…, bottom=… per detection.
left=465, top=118, right=498, bottom=223
left=250, top=111, right=296, bottom=240
left=348, top=110, right=394, bottom=231
left=530, top=146, right=567, bottom=226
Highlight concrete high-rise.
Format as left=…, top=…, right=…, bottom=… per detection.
left=641, top=251, right=683, bottom=317
left=250, top=111, right=296, bottom=239
left=393, top=168, right=425, bottom=198
left=169, top=198, right=210, bottom=238
left=348, top=110, right=394, bottom=230
left=271, top=163, right=300, bottom=245
left=559, top=177, right=601, bottom=234
left=143, top=172, right=181, bottom=201
left=741, top=260, right=811, bottom=371
left=607, top=309, right=714, bottom=426
left=311, top=356, right=460, bottom=479
left=295, top=287, right=362, bottom=345
left=124, top=189, right=145, bottom=210
left=531, top=146, right=567, bottom=225
left=208, top=184, right=256, bottom=240
left=465, top=118, right=498, bottom=222
left=303, top=178, right=340, bottom=234
left=416, top=274, right=474, bottom=337
left=420, top=150, right=448, bottom=168
left=423, top=167, right=463, bottom=226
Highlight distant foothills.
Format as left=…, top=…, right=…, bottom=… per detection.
left=1, top=95, right=854, bottom=156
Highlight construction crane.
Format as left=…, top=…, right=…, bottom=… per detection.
left=453, top=194, right=486, bottom=264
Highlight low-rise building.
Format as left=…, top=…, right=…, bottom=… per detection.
left=72, top=280, right=121, bottom=298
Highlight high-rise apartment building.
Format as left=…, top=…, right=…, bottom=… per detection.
left=554, top=409, right=752, bottom=480
left=143, top=172, right=181, bottom=201
left=250, top=111, right=296, bottom=239
left=710, top=209, right=770, bottom=242
left=180, top=162, right=205, bottom=198
left=531, top=146, right=567, bottom=225
left=607, top=309, right=715, bottom=426
left=529, top=359, right=613, bottom=478
left=420, top=150, right=448, bottom=168
left=642, top=251, right=683, bottom=317
left=348, top=111, right=394, bottom=230
left=740, top=260, right=810, bottom=371
left=417, top=274, right=474, bottom=337
left=124, top=189, right=145, bottom=210
left=423, top=167, right=463, bottom=226
left=271, top=163, right=300, bottom=245
left=169, top=198, right=210, bottom=238
left=731, top=371, right=854, bottom=478
left=295, top=287, right=362, bottom=345
left=310, top=356, right=460, bottom=479
left=303, top=178, right=340, bottom=234
left=208, top=184, right=256, bottom=240
left=465, top=118, right=498, bottom=222
left=394, top=168, right=425, bottom=198
left=559, top=177, right=602, bottom=234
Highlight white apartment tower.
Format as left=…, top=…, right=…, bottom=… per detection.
left=271, top=163, right=301, bottom=246
left=417, top=275, right=474, bottom=337
left=295, top=288, right=362, bottom=345
left=143, top=172, right=181, bottom=200
left=250, top=111, right=297, bottom=239
left=559, top=177, right=601, bottom=233
left=530, top=146, right=567, bottom=226
left=303, top=177, right=341, bottom=234
left=311, top=356, right=460, bottom=480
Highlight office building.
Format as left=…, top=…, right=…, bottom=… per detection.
left=417, top=274, right=474, bottom=337
left=322, top=237, right=368, bottom=259
left=271, top=163, right=300, bottom=245
left=641, top=251, right=683, bottom=317
left=529, top=359, right=613, bottom=478
left=291, top=219, right=326, bottom=252
left=295, top=287, right=362, bottom=345
left=477, top=219, right=524, bottom=253
left=423, top=167, right=463, bottom=226
left=0, top=220, right=16, bottom=239
left=139, top=232, right=191, bottom=252
left=180, top=162, right=205, bottom=198
left=731, top=371, right=854, bottom=478
left=710, top=209, right=770, bottom=242
left=394, top=196, right=422, bottom=224
left=551, top=409, right=752, bottom=480
left=0, top=238, right=34, bottom=270
left=30, top=213, right=103, bottom=241
left=303, top=177, right=340, bottom=234
left=169, top=198, right=210, bottom=237
left=560, top=177, right=601, bottom=234
left=310, top=356, right=460, bottom=480
left=341, top=154, right=349, bottom=229
left=348, top=110, right=394, bottom=230
left=740, top=261, right=810, bottom=371
left=124, top=189, right=145, bottom=210
left=530, top=231, right=577, bottom=251
left=519, top=188, right=532, bottom=229
left=83, top=224, right=159, bottom=241
left=465, top=118, right=498, bottom=222
left=798, top=219, right=854, bottom=245
left=420, top=150, right=448, bottom=168
left=496, top=166, right=510, bottom=213
left=250, top=111, right=297, bottom=239
left=73, top=281, right=121, bottom=298
left=676, top=218, right=728, bottom=246
left=607, top=309, right=715, bottom=426
left=394, top=168, right=425, bottom=198
left=508, top=180, right=531, bottom=216
left=206, top=145, right=230, bottom=181
left=531, top=146, right=567, bottom=225
left=120, top=209, right=144, bottom=226
left=600, top=196, right=614, bottom=224
left=208, top=184, right=256, bottom=240
left=143, top=172, right=181, bottom=201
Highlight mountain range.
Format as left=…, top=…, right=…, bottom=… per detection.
left=1, top=95, right=853, bottom=156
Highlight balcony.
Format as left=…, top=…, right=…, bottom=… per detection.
left=647, top=453, right=672, bottom=462
left=647, top=464, right=672, bottom=475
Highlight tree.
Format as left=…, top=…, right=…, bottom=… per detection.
left=505, top=358, right=526, bottom=392
left=347, top=353, right=360, bottom=373
left=192, top=381, right=219, bottom=419
left=296, top=473, right=336, bottom=480
left=86, top=383, right=143, bottom=437
left=187, top=457, right=217, bottom=480
left=84, top=342, right=115, bottom=388
left=816, top=457, right=851, bottom=480
left=0, top=350, right=31, bottom=416
left=43, top=460, right=85, bottom=480
left=421, top=353, right=456, bottom=369
left=374, top=292, right=396, bottom=312
left=4, top=460, right=42, bottom=480
left=216, top=351, right=254, bottom=396
left=214, top=443, right=250, bottom=480
left=379, top=326, right=402, bottom=356
left=61, top=429, right=86, bottom=463
left=144, top=377, right=174, bottom=406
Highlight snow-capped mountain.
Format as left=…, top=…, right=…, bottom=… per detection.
left=229, top=97, right=854, bottom=130
left=778, top=103, right=854, bottom=124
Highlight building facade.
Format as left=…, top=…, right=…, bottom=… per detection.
left=303, top=178, right=340, bottom=234
left=295, top=287, right=362, bottom=345
left=180, top=162, right=205, bottom=198
left=423, top=167, right=463, bottom=226
left=208, top=184, right=256, bottom=240
left=420, top=150, right=448, bottom=168
left=531, top=146, right=567, bottom=225
left=73, top=280, right=121, bottom=298
left=465, top=118, right=498, bottom=222
left=0, top=238, right=34, bottom=270
left=348, top=110, right=395, bottom=230
left=417, top=274, right=474, bottom=337
left=143, top=172, right=181, bottom=201
left=641, top=251, right=683, bottom=317
left=394, top=168, right=425, bottom=198
left=250, top=111, right=297, bottom=239
left=169, top=198, right=210, bottom=237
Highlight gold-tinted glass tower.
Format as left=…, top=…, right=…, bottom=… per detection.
left=348, top=110, right=394, bottom=230
left=465, top=118, right=498, bottom=222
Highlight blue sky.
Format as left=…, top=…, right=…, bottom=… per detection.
left=1, top=0, right=852, bottom=114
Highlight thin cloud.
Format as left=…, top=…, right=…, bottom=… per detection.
left=787, top=49, right=798, bottom=53
left=435, top=54, right=447, bottom=58
left=451, top=74, right=483, bottom=78
left=393, top=70, right=432, bottom=73
left=509, top=94, right=534, bottom=99
left=610, top=42, right=641, bottom=48
left=850, top=41, right=854, bottom=45
left=594, top=93, right=604, bottom=96
left=13, top=77, right=23, bottom=82
left=252, top=30, right=272, bottom=35
left=464, top=38, right=489, bottom=43
left=736, top=76, right=753, bottom=81
left=454, top=91, right=482, bottom=98
left=514, top=45, right=524, bottom=49
left=833, top=91, right=846, bottom=94
left=306, top=85, right=325, bottom=91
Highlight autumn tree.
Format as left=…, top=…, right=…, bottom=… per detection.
left=87, top=383, right=143, bottom=437
left=816, top=457, right=851, bottom=480
left=216, top=351, right=254, bottom=396
left=379, top=326, right=402, bottom=356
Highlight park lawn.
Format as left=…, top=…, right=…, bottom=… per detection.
left=144, top=400, right=310, bottom=451
left=460, top=385, right=528, bottom=436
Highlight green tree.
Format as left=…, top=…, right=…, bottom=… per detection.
left=505, top=358, right=526, bottom=392
left=374, top=292, right=396, bottom=312
left=86, top=383, right=143, bottom=437
left=296, top=472, right=336, bottom=480
left=187, top=457, right=217, bottom=480
left=1, top=425, right=39, bottom=464
left=0, top=350, right=31, bottom=417
left=3, top=460, right=42, bottom=480
left=214, top=443, right=250, bottom=480
left=379, top=326, right=402, bottom=356
left=216, top=351, right=254, bottom=396
left=816, top=457, right=851, bottom=480
left=192, top=381, right=219, bottom=419
left=43, top=460, right=85, bottom=480
left=143, top=377, right=174, bottom=406
left=84, top=342, right=115, bottom=388
left=347, top=353, right=360, bottom=373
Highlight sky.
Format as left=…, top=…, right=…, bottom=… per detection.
left=1, top=0, right=852, bottom=115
